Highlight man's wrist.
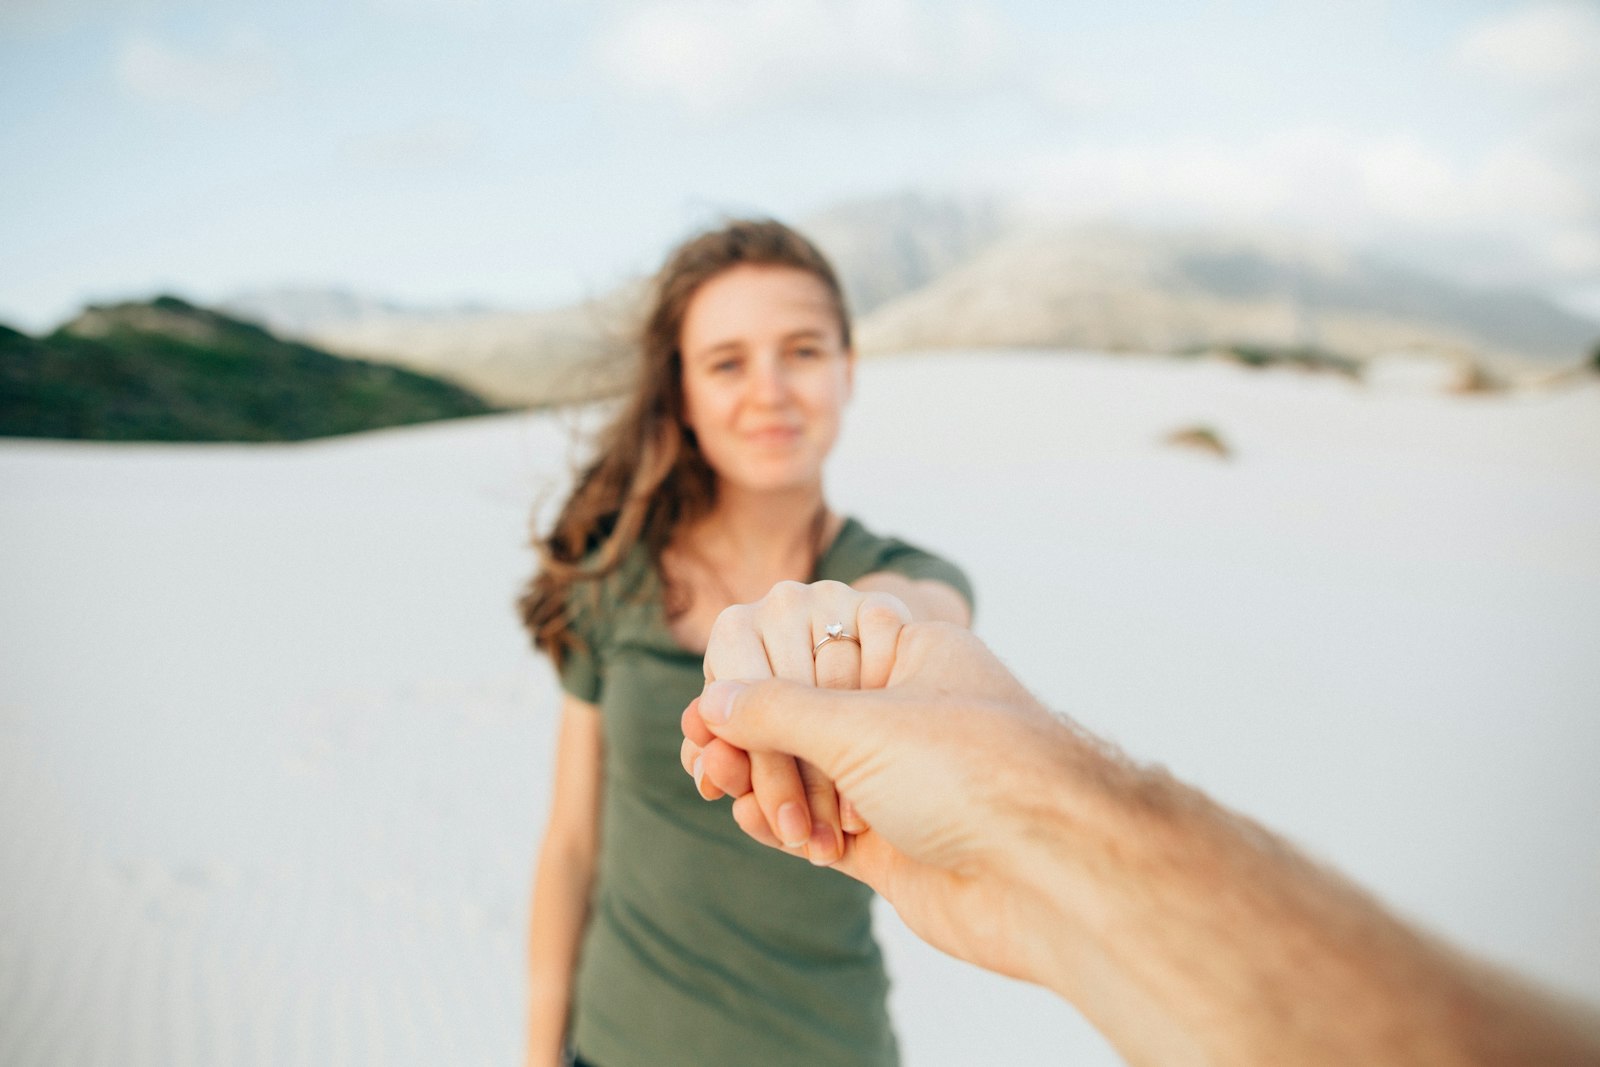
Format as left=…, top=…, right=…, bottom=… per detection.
left=998, top=716, right=1203, bottom=991
left=983, top=717, right=1156, bottom=988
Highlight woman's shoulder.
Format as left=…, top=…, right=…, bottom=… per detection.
left=564, top=541, right=660, bottom=629
left=826, top=513, right=952, bottom=561
left=822, top=516, right=974, bottom=604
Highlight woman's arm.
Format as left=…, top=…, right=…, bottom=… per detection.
left=525, top=693, right=604, bottom=1067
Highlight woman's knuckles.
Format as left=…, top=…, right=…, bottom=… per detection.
left=859, top=599, right=910, bottom=630
left=761, top=580, right=807, bottom=611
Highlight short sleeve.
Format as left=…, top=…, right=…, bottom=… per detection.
left=863, top=538, right=976, bottom=618
left=556, top=585, right=603, bottom=704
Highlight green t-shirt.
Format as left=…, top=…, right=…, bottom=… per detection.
left=557, top=517, right=973, bottom=1067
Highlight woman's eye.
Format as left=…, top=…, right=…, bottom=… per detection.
left=792, top=346, right=821, bottom=359
left=712, top=359, right=741, bottom=374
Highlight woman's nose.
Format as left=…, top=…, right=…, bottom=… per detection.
left=748, top=356, right=791, bottom=405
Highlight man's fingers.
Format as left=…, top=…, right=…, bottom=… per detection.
left=699, top=678, right=863, bottom=778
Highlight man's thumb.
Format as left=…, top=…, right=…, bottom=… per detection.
left=699, top=678, right=859, bottom=774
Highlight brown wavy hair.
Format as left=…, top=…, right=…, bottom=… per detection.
left=518, top=218, right=852, bottom=667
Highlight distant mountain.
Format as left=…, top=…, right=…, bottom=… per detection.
left=0, top=296, right=496, bottom=442
left=198, top=198, right=1599, bottom=407
left=799, top=192, right=1011, bottom=316
left=219, top=287, right=412, bottom=337
left=220, top=287, right=496, bottom=339
left=213, top=195, right=1013, bottom=406
left=296, top=284, right=643, bottom=407
left=855, top=226, right=1600, bottom=369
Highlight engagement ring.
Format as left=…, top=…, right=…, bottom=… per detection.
left=812, top=622, right=861, bottom=656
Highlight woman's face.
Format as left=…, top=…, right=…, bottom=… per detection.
left=679, top=264, right=854, bottom=494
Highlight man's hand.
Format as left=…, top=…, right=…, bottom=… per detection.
left=685, top=579, right=911, bottom=864
left=686, top=622, right=1089, bottom=988
left=682, top=623, right=1600, bottom=1067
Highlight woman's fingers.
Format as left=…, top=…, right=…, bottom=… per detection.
left=692, top=759, right=851, bottom=854
left=704, top=602, right=795, bottom=829
left=701, top=738, right=752, bottom=798
left=731, top=793, right=784, bottom=851
left=700, top=580, right=911, bottom=858
left=681, top=699, right=713, bottom=747
left=855, top=593, right=911, bottom=690
left=840, top=794, right=871, bottom=835
left=812, top=627, right=863, bottom=691
left=805, top=604, right=864, bottom=865
left=683, top=704, right=756, bottom=800
left=750, top=750, right=812, bottom=850
left=758, top=581, right=818, bottom=686
left=703, top=603, right=771, bottom=685
left=681, top=737, right=757, bottom=801
left=758, top=583, right=851, bottom=861
left=681, top=736, right=720, bottom=799
left=797, top=760, right=842, bottom=865
left=681, top=734, right=699, bottom=776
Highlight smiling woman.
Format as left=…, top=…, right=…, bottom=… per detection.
left=516, top=219, right=973, bottom=1067
left=679, top=264, right=854, bottom=495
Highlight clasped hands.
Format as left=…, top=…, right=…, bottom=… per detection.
left=679, top=579, right=911, bottom=867
left=679, top=580, right=1075, bottom=988
left=677, top=586, right=1600, bottom=1067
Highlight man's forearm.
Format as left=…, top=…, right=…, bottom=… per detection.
left=1017, top=728, right=1600, bottom=1067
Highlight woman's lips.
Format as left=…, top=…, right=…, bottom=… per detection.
left=744, top=426, right=802, bottom=445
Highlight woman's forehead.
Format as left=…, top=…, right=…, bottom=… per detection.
left=681, top=265, right=842, bottom=351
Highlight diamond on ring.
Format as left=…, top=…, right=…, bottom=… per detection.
left=813, top=623, right=861, bottom=657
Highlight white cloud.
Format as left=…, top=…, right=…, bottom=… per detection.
left=596, top=0, right=1008, bottom=115
left=1455, top=2, right=1600, bottom=87
left=995, top=127, right=1599, bottom=278
left=1445, top=3, right=1600, bottom=279
left=115, top=32, right=279, bottom=114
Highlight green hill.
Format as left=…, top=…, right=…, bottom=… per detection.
left=0, top=296, right=497, bottom=442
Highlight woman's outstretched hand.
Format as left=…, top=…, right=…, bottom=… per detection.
left=681, top=579, right=911, bottom=865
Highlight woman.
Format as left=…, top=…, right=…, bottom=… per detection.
left=520, top=219, right=973, bottom=1067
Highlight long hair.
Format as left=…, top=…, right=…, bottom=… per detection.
left=518, top=218, right=852, bottom=667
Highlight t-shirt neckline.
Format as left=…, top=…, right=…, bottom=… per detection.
left=652, top=515, right=862, bottom=658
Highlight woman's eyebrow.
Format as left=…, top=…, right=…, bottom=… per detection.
left=691, top=340, right=744, bottom=362
left=690, top=328, right=829, bottom=361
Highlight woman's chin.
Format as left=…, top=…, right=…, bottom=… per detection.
left=718, top=464, right=826, bottom=496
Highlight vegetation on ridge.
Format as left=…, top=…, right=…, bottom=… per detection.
left=0, top=296, right=497, bottom=442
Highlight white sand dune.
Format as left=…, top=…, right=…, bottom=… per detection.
left=2, top=352, right=1598, bottom=1066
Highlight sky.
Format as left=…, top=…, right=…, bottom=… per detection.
left=2, top=0, right=1597, bottom=331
